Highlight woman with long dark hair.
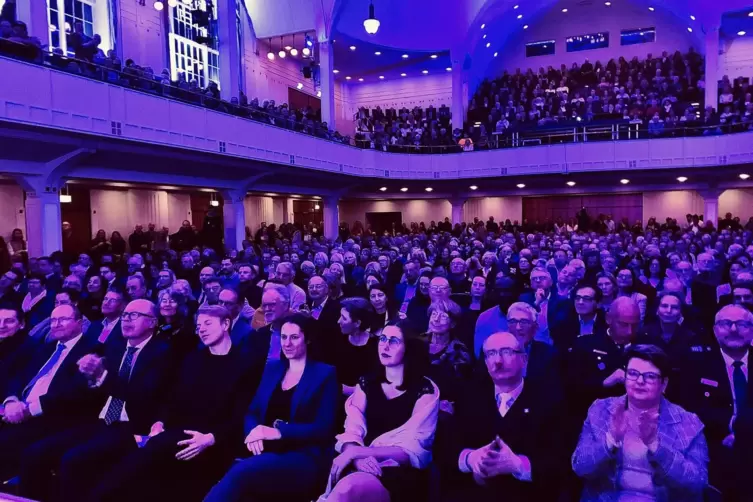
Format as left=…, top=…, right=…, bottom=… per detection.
left=156, top=288, right=198, bottom=357
left=368, top=282, right=398, bottom=335
left=110, top=231, right=127, bottom=256
left=616, top=268, right=648, bottom=322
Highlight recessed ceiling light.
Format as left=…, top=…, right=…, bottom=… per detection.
left=483, top=34, right=487, bottom=39
left=494, top=52, right=498, bottom=57
left=513, top=4, right=519, bottom=9
left=517, top=14, right=523, bottom=19
left=402, top=54, right=409, bottom=58
left=562, top=8, right=568, bottom=12
left=379, top=187, right=387, bottom=191
left=400, top=187, right=408, bottom=192
left=400, top=73, right=407, bottom=77
left=523, top=24, right=529, bottom=29
left=516, top=183, right=526, bottom=188
left=446, top=67, right=452, bottom=71
left=677, top=176, right=688, bottom=182
left=333, top=69, right=339, bottom=74
left=375, top=51, right=381, bottom=55
left=284, top=45, right=292, bottom=50
left=349, top=45, right=356, bottom=50
left=566, top=181, right=576, bottom=186
left=690, top=15, right=696, bottom=20
left=430, top=54, right=438, bottom=59
left=749, top=11, right=753, bottom=17
left=648, top=6, right=655, bottom=11
left=481, top=23, right=486, bottom=29
left=620, top=179, right=630, bottom=184
left=738, top=31, right=747, bottom=36
left=425, top=187, right=433, bottom=192
left=470, top=185, right=478, bottom=190
left=316, top=91, right=321, bottom=97
left=687, top=27, right=693, bottom=32
left=740, top=174, right=750, bottom=180
left=345, top=76, right=351, bottom=80
left=422, top=70, right=429, bottom=74
left=604, top=1, right=611, bottom=5
left=358, top=78, right=364, bottom=82
left=486, top=42, right=491, bottom=47
left=379, top=75, right=385, bottom=79
left=296, top=82, right=303, bottom=90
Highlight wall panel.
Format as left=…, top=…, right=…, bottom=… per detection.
left=524, top=193, right=642, bottom=225
left=464, top=197, right=523, bottom=224
left=642, top=190, right=704, bottom=225
left=0, top=184, right=26, bottom=242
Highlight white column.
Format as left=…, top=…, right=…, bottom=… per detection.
left=701, top=191, right=721, bottom=228
left=323, top=196, right=339, bottom=241
left=451, top=56, right=465, bottom=132
left=15, top=0, right=48, bottom=44
left=222, top=190, right=246, bottom=251
left=450, top=198, right=466, bottom=225
left=25, top=191, right=62, bottom=257
left=217, top=0, right=241, bottom=101
left=318, top=39, right=336, bottom=132
left=705, top=25, right=720, bottom=111
left=282, top=198, right=294, bottom=224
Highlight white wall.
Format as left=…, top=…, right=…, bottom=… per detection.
left=642, top=190, right=704, bottom=225
left=342, top=73, right=453, bottom=119
left=0, top=184, right=26, bottom=242
left=90, top=188, right=191, bottom=239
left=720, top=37, right=753, bottom=82
left=119, top=1, right=167, bottom=72
left=488, top=2, right=699, bottom=77
left=464, top=196, right=523, bottom=224
left=720, top=189, right=753, bottom=221
left=244, top=195, right=285, bottom=233
left=339, top=199, right=453, bottom=226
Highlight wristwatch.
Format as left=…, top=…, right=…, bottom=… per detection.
left=273, top=419, right=286, bottom=429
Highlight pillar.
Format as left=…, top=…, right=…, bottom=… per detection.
left=25, top=191, right=62, bottom=257
left=222, top=190, right=246, bottom=251
left=318, top=39, right=336, bottom=132
left=704, top=24, right=720, bottom=111
left=15, top=0, right=48, bottom=45
left=323, top=196, right=339, bottom=241
left=450, top=198, right=466, bottom=225
left=282, top=198, right=294, bottom=224
left=451, top=56, right=465, bottom=132
left=217, top=0, right=241, bottom=101
left=701, top=190, right=721, bottom=228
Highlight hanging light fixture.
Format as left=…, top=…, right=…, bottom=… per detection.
left=302, top=32, right=312, bottom=56
left=209, top=193, right=219, bottom=207
left=59, top=184, right=72, bottom=204
left=278, top=37, right=286, bottom=58
left=153, top=0, right=164, bottom=11
left=290, top=34, right=298, bottom=56
left=363, top=0, right=380, bottom=34
left=267, top=38, right=275, bottom=60
left=167, top=0, right=178, bottom=7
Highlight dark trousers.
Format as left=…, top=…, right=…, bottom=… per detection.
left=0, top=416, right=76, bottom=483
left=19, top=421, right=137, bottom=502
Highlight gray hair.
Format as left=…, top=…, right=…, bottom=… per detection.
left=264, top=282, right=290, bottom=307
left=276, top=262, right=295, bottom=277
left=715, top=304, right=753, bottom=324
left=506, top=302, right=537, bottom=322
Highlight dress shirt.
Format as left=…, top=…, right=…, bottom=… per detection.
left=721, top=350, right=749, bottom=415
left=311, top=297, right=328, bottom=320
left=495, top=380, right=524, bottom=417
left=23, top=334, right=84, bottom=416
left=98, top=336, right=152, bottom=422
left=579, top=315, right=596, bottom=336
left=399, top=283, right=417, bottom=313
left=267, top=326, right=282, bottom=361
left=99, top=317, right=120, bottom=343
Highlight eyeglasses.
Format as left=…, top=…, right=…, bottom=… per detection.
left=715, top=320, right=753, bottom=330
left=50, top=317, right=76, bottom=326
left=506, top=318, right=533, bottom=327
left=626, top=368, right=662, bottom=384
left=262, top=302, right=281, bottom=310
left=378, top=335, right=403, bottom=347
left=430, top=311, right=450, bottom=320
left=120, top=312, right=155, bottom=321
left=574, top=295, right=595, bottom=302
left=217, top=300, right=236, bottom=307
left=484, top=348, right=524, bottom=359
left=429, top=285, right=449, bottom=292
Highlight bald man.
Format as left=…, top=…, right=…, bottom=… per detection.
left=19, top=300, right=177, bottom=501
left=449, top=332, right=564, bottom=501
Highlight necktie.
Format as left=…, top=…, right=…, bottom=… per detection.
left=732, top=361, right=748, bottom=414
left=22, top=343, right=66, bottom=400
left=104, top=347, right=138, bottom=425
left=98, top=320, right=113, bottom=344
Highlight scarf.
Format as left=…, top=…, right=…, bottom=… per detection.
left=22, top=290, right=47, bottom=313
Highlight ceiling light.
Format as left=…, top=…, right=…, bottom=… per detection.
left=523, top=24, right=529, bottom=29
left=517, top=14, right=523, bottom=19
left=516, top=183, right=526, bottom=188
left=446, top=67, right=452, bottom=71
left=677, top=176, right=688, bottom=182
left=167, top=0, right=177, bottom=6
left=333, top=69, right=339, bottom=73
left=316, top=91, right=321, bottom=97
left=400, top=73, right=407, bottom=77
left=425, top=187, right=433, bottom=192
left=400, top=187, right=408, bottom=192
left=358, top=78, right=364, bottom=82
left=379, top=187, right=387, bottom=191
left=483, top=34, right=487, bottom=39
left=486, top=42, right=491, bottom=47
left=738, top=31, right=747, bottom=36
left=604, top=1, right=611, bottom=5
left=363, top=0, right=380, bottom=35
left=346, top=76, right=351, bottom=80
left=267, top=51, right=275, bottom=60
left=749, top=11, right=753, bottom=17
left=296, top=82, right=303, bottom=90
left=740, top=174, right=750, bottom=180
left=402, top=54, right=409, bottom=58
left=284, top=45, right=292, bottom=51
left=314, top=204, right=320, bottom=210
left=620, top=179, right=630, bottom=184
left=562, top=8, right=568, bottom=12
left=59, top=194, right=72, bottom=203
left=379, top=75, right=385, bottom=79
left=566, top=181, right=576, bottom=186
left=375, top=51, right=381, bottom=55
left=349, top=45, right=356, bottom=51
left=153, top=0, right=164, bottom=10
left=690, top=15, right=696, bottom=20
left=648, top=6, right=655, bottom=11
left=481, top=23, right=486, bottom=29
left=302, top=46, right=311, bottom=56
left=470, top=185, right=478, bottom=190
left=290, top=48, right=298, bottom=56
left=209, top=199, right=219, bottom=207
left=494, top=52, right=498, bottom=57
left=513, top=4, right=519, bottom=9
left=278, top=49, right=286, bottom=58
left=687, top=27, right=693, bottom=32
left=422, top=70, right=428, bottom=74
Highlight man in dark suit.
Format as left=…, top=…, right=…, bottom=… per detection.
left=37, top=256, right=63, bottom=295
left=85, top=288, right=126, bottom=347
left=218, top=288, right=252, bottom=343
left=306, top=275, right=340, bottom=364
left=505, top=302, right=561, bottom=387
left=446, top=332, right=565, bottom=502
left=0, top=307, right=28, bottom=392
left=676, top=304, right=752, bottom=494
left=16, top=299, right=176, bottom=501
left=0, top=304, right=101, bottom=482
left=21, top=273, right=54, bottom=330
left=519, top=266, right=570, bottom=346
left=251, top=283, right=289, bottom=363
left=550, top=284, right=607, bottom=353
left=393, top=260, right=420, bottom=314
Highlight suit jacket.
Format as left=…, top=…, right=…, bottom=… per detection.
left=230, top=317, right=253, bottom=344
left=24, top=292, right=55, bottom=330
left=243, top=360, right=339, bottom=458
left=85, top=318, right=124, bottom=349
left=309, top=297, right=341, bottom=366
left=732, top=410, right=753, bottom=502
left=96, top=336, right=176, bottom=434
left=4, top=333, right=103, bottom=423
left=572, top=397, right=708, bottom=502
left=447, top=375, right=566, bottom=502
left=393, top=281, right=419, bottom=309
left=249, top=324, right=274, bottom=363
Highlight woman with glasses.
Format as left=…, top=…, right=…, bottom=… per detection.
left=573, top=344, right=708, bottom=501
left=616, top=268, right=648, bottom=322
left=156, top=288, right=197, bottom=358
left=323, top=321, right=438, bottom=502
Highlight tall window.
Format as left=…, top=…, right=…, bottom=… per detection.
left=168, top=1, right=220, bottom=89
left=47, top=0, right=111, bottom=56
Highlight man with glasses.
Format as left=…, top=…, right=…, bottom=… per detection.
left=551, top=285, right=606, bottom=353
left=448, top=331, right=564, bottom=501
left=0, top=304, right=100, bottom=484
left=677, top=304, right=753, bottom=494
left=275, top=262, right=306, bottom=311
left=19, top=299, right=175, bottom=501
left=125, top=275, right=147, bottom=302
left=474, top=274, right=517, bottom=357
left=256, top=283, right=291, bottom=361
left=306, top=275, right=340, bottom=361
left=395, top=260, right=420, bottom=315
left=218, top=288, right=252, bottom=343
left=202, top=278, right=223, bottom=306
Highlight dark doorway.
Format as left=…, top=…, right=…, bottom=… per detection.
left=60, top=185, right=92, bottom=256
left=293, top=200, right=322, bottom=227
left=366, top=212, right=402, bottom=236
left=190, top=193, right=224, bottom=254
left=287, top=87, right=321, bottom=118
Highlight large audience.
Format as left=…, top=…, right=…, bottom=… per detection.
left=353, top=105, right=456, bottom=152
left=0, top=207, right=752, bottom=501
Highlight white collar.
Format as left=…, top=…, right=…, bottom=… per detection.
left=126, top=335, right=152, bottom=353
left=721, top=349, right=749, bottom=368
left=494, top=379, right=525, bottom=402
left=60, top=333, right=84, bottom=350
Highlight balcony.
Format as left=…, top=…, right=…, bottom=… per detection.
left=1, top=54, right=753, bottom=182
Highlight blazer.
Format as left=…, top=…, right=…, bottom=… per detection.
left=85, top=318, right=124, bottom=349
left=96, top=335, right=176, bottom=434
left=572, top=397, right=708, bottom=502
left=230, top=317, right=253, bottom=344
left=4, top=332, right=103, bottom=423
left=447, top=375, right=566, bottom=502
left=243, top=360, right=339, bottom=456
left=309, top=297, right=341, bottom=366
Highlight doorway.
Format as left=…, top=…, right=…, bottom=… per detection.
left=366, top=211, right=402, bottom=235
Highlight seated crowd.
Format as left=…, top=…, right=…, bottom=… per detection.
left=353, top=105, right=456, bottom=152
left=1, top=207, right=753, bottom=502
